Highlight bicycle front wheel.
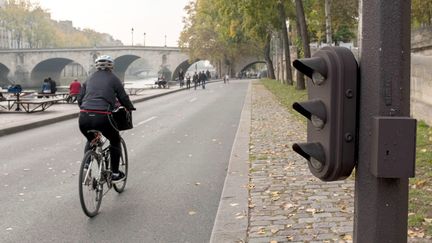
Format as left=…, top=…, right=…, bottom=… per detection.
left=79, top=151, right=103, bottom=217
left=113, top=138, right=128, bottom=193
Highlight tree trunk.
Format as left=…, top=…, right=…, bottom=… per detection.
left=295, top=0, right=310, bottom=89
left=264, top=33, right=276, bottom=79
left=325, top=0, right=332, bottom=45
left=278, top=0, right=293, bottom=85
left=295, top=19, right=306, bottom=90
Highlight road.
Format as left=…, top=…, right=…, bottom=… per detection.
left=0, top=80, right=250, bottom=242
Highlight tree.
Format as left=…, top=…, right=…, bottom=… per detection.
left=294, top=0, right=310, bottom=90
left=0, top=0, right=120, bottom=48
left=277, top=0, right=293, bottom=84
left=325, top=0, right=332, bottom=44
left=412, top=0, right=432, bottom=27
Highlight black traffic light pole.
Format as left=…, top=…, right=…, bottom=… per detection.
left=355, top=1, right=412, bottom=242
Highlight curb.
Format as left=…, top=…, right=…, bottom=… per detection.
left=210, top=81, right=251, bottom=242
left=0, top=112, right=79, bottom=137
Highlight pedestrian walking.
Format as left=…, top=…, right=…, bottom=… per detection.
left=199, top=71, right=207, bottom=89
left=193, top=72, right=198, bottom=90
left=178, top=69, right=185, bottom=88
left=186, top=73, right=191, bottom=89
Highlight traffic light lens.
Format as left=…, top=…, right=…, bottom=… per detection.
left=312, top=71, right=325, bottom=85
left=310, top=157, right=324, bottom=170
left=311, top=114, right=325, bottom=129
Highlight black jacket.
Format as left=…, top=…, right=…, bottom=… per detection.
left=78, top=70, right=135, bottom=111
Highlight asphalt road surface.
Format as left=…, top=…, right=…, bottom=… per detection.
left=0, top=80, right=249, bottom=242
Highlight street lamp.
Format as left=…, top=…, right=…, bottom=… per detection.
left=131, top=28, right=134, bottom=46
left=164, top=34, right=167, bottom=47
left=144, top=32, right=146, bottom=46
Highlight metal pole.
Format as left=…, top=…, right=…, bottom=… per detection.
left=355, top=1, right=411, bottom=242
left=131, top=28, right=134, bottom=46
left=144, top=32, right=146, bottom=46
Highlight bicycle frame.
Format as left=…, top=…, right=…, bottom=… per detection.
left=83, top=132, right=114, bottom=192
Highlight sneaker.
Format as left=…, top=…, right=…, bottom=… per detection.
left=111, top=171, right=125, bottom=182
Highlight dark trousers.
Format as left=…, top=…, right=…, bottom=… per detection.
left=79, top=112, right=121, bottom=173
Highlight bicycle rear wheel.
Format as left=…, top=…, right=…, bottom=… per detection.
left=113, top=138, right=128, bottom=193
left=79, top=151, right=103, bottom=217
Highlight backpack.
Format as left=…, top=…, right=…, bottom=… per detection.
left=8, top=84, right=22, bottom=94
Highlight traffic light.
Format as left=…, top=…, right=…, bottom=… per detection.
left=292, top=46, right=358, bottom=181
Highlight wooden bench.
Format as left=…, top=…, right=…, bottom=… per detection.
left=16, top=98, right=66, bottom=113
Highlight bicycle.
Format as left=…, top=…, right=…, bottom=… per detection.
left=78, top=130, right=128, bottom=217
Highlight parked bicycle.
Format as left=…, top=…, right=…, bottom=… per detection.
left=78, top=130, right=128, bottom=217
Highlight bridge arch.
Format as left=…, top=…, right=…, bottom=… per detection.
left=240, top=61, right=266, bottom=73
left=172, top=59, right=196, bottom=80
left=112, top=54, right=141, bottom=81
left=30, top=58, right=84, bottom=87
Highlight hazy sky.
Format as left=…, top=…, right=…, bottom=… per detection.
left=32, top=0, right=191, bottom=47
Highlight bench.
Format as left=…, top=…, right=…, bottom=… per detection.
left=124, top=87, right=146, bottom=95
left=16, top=98, right=66, bottom=113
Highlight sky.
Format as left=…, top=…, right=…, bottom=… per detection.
left=32, top=0, right=191, bottom=47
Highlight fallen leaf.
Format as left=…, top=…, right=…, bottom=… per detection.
left=257, top=228, right=266, bottom=235
left=188, top=211, right=196, bottom=215
left=306, top=208, right=316, bottom=213
left=343, top=234, right=353, bottom=240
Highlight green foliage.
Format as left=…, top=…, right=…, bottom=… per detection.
left=333, top=25, right=356, bottom=43
left=408, top=120, right=432, bottom=236
left=260, top=78, right=307, bottom=120
left=302, top=0, right=358, bottom=44
left=412, top=0, right=432, bottom=27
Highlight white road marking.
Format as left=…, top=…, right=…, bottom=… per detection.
left=136, top=116, right=157, bottom=127
left=189, top=97, right=197, bottom=102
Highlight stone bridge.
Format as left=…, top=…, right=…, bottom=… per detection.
left=0, top=46, right=264, bottom=88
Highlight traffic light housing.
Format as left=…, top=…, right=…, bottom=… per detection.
left=292, top=46, right=358, bottom=181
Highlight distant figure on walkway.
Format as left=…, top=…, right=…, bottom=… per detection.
left=193, top=72, right=199, bottom=90
left=178, top=69, right=185, bottom=88
left=156, top=75, right=167, bottom=88
left=199, top=71, right=207, bottom=89
left=47, top=77, right=57, bottom=94
left=38, top=78, right=52, bottom=98
left=206, top=69, right=211, bottom=80
left=68, top=79, right=81, bottom=103
left=186, top=73, right=191, bottom=89
left=224, top=74, right=229, bottom=84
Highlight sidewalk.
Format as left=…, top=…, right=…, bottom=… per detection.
left=0, top=86, right=184, bottom=137
left=211, top=81, right=355, bottom=243
left=247, top=82, right=355, bottom=242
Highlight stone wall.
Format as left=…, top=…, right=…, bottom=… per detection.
left=411, top=54, right=432, bottom=125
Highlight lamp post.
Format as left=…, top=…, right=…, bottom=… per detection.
left=131, top=28, right=134, bottom=46
left=144, top=32, right=146, bottom=46
left=164, top=34, right=167, bottom=47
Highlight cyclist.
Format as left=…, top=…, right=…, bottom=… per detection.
left=77, top=55, right=135, bottom=182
